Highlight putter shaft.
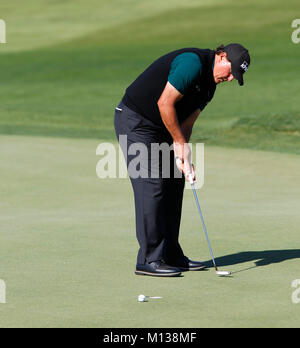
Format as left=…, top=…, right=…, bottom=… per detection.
left=189, top=179, right=218, bottom=271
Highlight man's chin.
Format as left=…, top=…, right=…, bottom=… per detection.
left=216, top=79, right=227, bottom=84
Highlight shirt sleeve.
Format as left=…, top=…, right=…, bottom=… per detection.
left=168, top=53, right=202, bottom=95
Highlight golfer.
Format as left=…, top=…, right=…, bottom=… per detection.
left=114, top=43, right=250, bottom=277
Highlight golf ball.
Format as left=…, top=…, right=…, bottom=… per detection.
left=138, top=294, right=146, bottom=302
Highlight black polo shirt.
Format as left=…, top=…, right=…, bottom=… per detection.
left=122, top=48, right=217, bottom=128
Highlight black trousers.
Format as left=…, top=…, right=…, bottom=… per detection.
left=114, top=102, right=186, bottom=265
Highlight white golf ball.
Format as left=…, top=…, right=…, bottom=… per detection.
left=138, top=294, right=146, bottom=302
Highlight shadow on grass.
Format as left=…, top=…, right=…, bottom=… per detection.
left=204, top=249, right=300, bottom=270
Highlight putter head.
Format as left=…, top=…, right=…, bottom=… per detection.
left=216, top=271, right=231, bottom=277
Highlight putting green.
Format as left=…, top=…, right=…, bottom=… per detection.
left=1, top=134, right=300, bottom=328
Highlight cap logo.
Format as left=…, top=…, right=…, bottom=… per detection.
left=240, top=61, right=249, bottom=72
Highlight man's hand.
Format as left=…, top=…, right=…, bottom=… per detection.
left=174, top=142, right=195, bottom=182
left=174, top=109, right=200, bottom=182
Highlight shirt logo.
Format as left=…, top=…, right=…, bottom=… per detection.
left=240, top=61, right=249, bottom=72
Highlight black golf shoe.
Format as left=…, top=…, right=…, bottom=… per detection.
left=135, top=261, right=182, bottom=277
left=167, top=257, right=207, bottom=271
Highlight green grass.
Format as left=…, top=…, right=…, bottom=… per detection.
left=0, top=0, right=299, bottom=153
left=1, top=135, right=300, bottom=328
left=193, top=111, right=300, bottom=154
left=1, top=0, right=300, bottom=328
left=0, top=0, right=217, bottom=52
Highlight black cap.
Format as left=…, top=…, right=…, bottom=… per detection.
left=223, top=43, right=250, bottom=86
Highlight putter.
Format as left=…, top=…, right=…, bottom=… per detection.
left=188, top=174, right=231, bottom=277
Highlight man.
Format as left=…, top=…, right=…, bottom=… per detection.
left=114, top=43, right=250, bottom=277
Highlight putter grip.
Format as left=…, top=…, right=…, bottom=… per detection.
left=188, top=173, right=194, bottom=185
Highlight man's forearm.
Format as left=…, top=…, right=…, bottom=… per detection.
left=158, top=104, right=186, bottom=144
left=180, top=109, right=201, bottom=143
left=181, top=126, right=193, bottom=143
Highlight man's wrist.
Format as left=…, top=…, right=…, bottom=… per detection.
left=173, top=137, right=186, bottom=145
